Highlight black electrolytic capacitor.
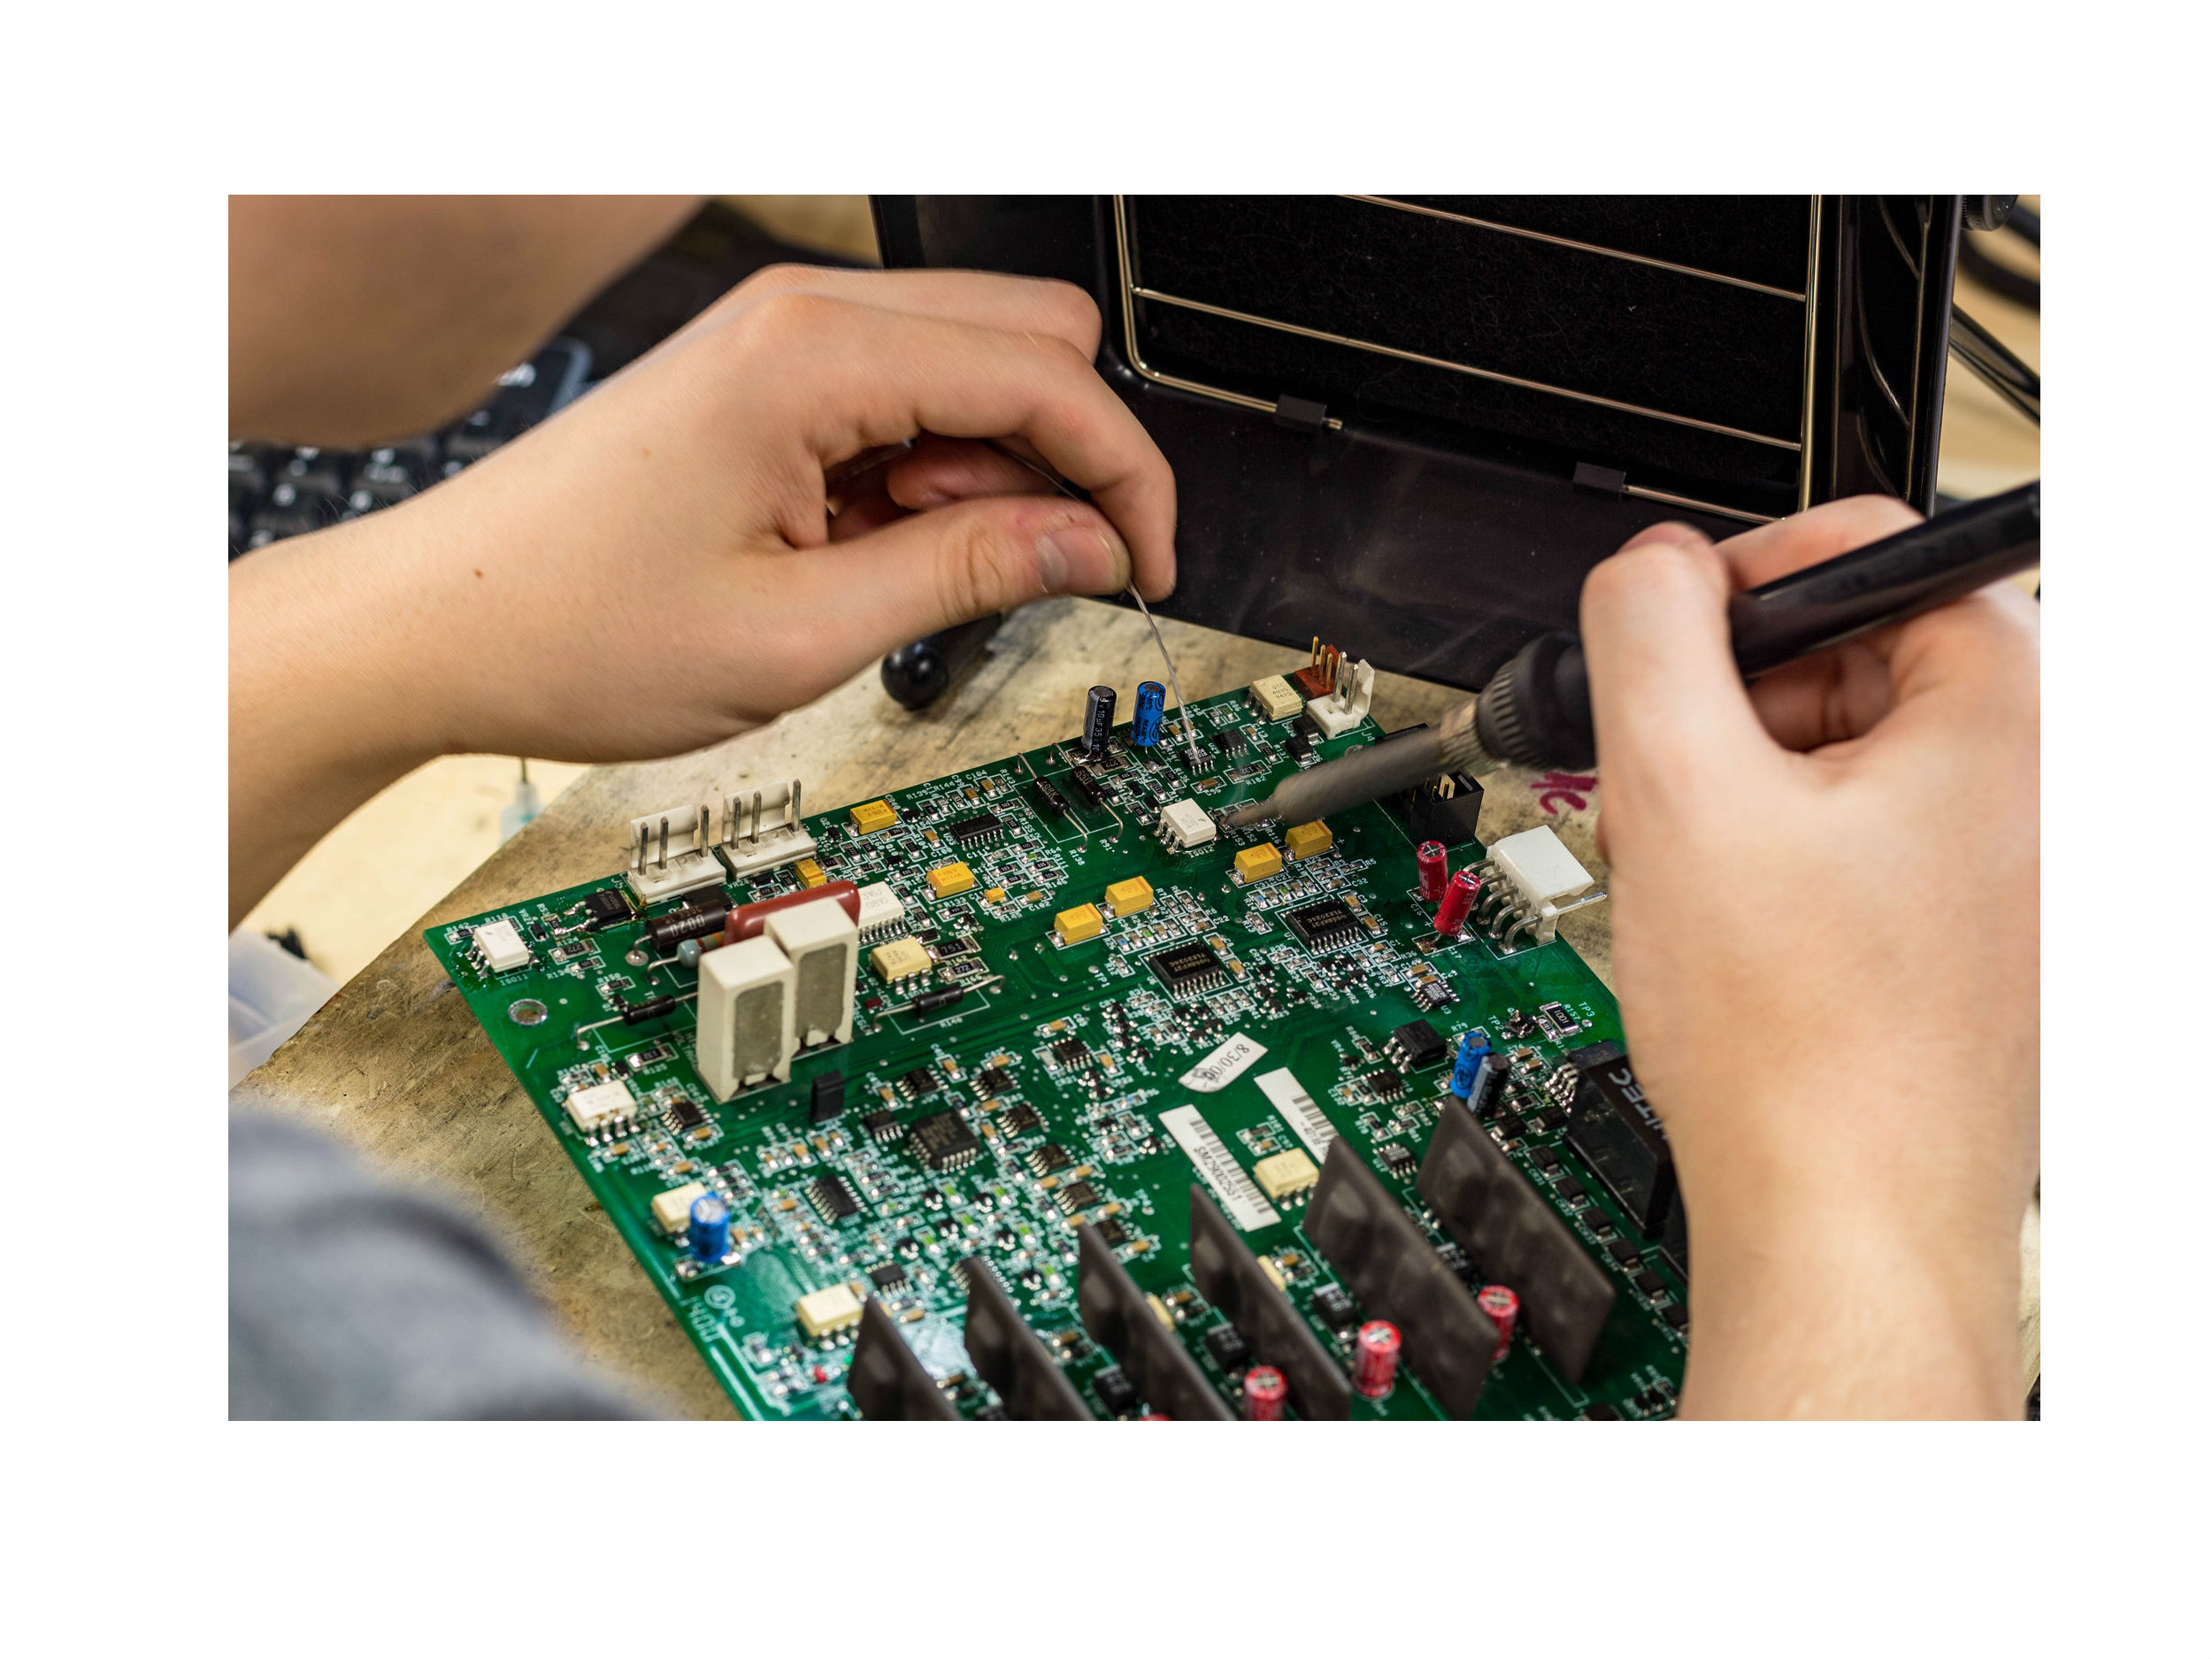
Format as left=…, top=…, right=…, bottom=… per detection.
left=1081, top=685, right=1117, bottom=755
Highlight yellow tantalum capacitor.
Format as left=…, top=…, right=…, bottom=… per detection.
left=849, top=799, right=898, bottom=833
left=793, top=857, right=826, bottom=888
left=984, top=887, right=1005, bottom=902
left=1285, top=819, right=1333, bottom=861
left=1055, top=903, right=1103, bottom=945
left=1102, top=876, right=1154, bottom=918
left=927, top=861, right=975, bottom=897
left=1233, top=843, right=1283, bottom=883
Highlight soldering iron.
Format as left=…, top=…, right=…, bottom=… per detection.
left=1228, top=480, right=2041, bottom=829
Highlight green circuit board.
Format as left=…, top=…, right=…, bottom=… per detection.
left=427, top=681, right=1686, bottom=1420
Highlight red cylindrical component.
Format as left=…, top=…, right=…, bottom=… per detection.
left=1353, top=1320, right=1402, bottom=1399
left=1432, top=868, right=1480, bottom=936
left=1478, top=1285, right=1519, bottom=1362
left=1242, top=1364, right=1287, bottom=1422
left=724, top=881, right=860, bottom=943
left=1416, top=841, right=1450, bottom=902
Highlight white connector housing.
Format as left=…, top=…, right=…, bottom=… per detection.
left=564, top=1078, right=638, bottom=1133
left=720, top=780, right=816, bottom=878
left=856, top=880, right=906, bottom=939
left=471, top=918, right=532, bottom=973
left=1158, top=799, right=1217, bottom=850
left=1488, top=825, right=1595, bottom=945
left=696, top=934, right=795, bottom=1101
left=764, top=895, right=859, bottom=1050
left=625, top=803, right=726, bottom=903
left=1304, top=657, right=1375, bottom=738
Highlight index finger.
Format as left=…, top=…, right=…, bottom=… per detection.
left=731, top=293, right=1178, bottom=598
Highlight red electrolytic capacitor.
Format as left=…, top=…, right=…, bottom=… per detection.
left=723, top=881, right=861, bottom=943
left=1478, top=1285, right=1519, bottom=1362
left=1243, top=1365, right=1287, bottom=1422
left=1432, top=868, right=1480, bottom=936
left=1354, top=1320, right=1402, bottom=1399
left=1416, top=841, right=1450, bottom=903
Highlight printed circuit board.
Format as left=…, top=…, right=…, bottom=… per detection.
left=427, top=676, right=1686, bottom=1420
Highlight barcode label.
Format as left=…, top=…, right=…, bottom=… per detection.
left=1160, top=1104, right=1279, bottom=1231
left=1179, top=1033, right=1267, bottom=1093
left=1256, top=1067, right=1338, bottom=1159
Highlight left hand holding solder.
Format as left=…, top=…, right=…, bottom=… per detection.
left=230, top=265, right=1179, bottom=924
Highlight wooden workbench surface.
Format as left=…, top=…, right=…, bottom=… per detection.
left=231, top=596, right=2037, bottom=1415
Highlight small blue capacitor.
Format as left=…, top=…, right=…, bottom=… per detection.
left=1448, top=1031, right=1491, bottom=1100
left=688, top=1193, right=732, bottom=1263
left=1131, top=680, right=1166, bottom=747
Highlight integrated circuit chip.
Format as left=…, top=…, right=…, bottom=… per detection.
left=908, top=1109, right=981, bottom=1171
left=976, top=1065, right=1014, bottom=1097
left=1386, top=1018, right=1448, bottom=1071
left=868, top=1263, right=908, bottom=1290
left=1253, top=1147, right=1319, bottom=1201
left=1284, top=898, right=1360, bottom=949
left=1026, top=1141, right=1073, bottom=1176
left=862, top=1108, right=903, bottom=1143
left=1056, top=1179, right=1102, bottom=1213
left=948, top=811, right=1003, bottom=844
left=1001, top=1102, right=1041, bottom=1136
left=1050, top=1037, right=1091, bottom=1067
left=897, top=1067, right=941, bottom=1100
left=1095, top=1217, right=1129, bottom=1248
left=810, top=1173, right=861, bottom=1223
left=1147, top=940, right=1226, bottom=997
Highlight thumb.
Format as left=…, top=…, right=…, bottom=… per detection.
left=1578, top=523, right=1774, bottom=795
left=802, top=492, right=1133, bottom=647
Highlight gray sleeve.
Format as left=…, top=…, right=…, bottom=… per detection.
left=230, top=1111, right=652, bottom=1419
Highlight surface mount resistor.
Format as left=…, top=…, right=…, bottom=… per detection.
left=1416, top=841, right=1449, bottom=903
left=1432, top=868, right=1480, bottom=936
left=1131, top=680, right=1165, bottom=747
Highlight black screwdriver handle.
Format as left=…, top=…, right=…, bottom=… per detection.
left=1475, top=481, right=2042, bottom=771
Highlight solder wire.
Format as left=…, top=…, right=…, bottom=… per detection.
left=976, top=437, right=1205, bottom=773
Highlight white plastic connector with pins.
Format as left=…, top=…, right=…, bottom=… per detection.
left=1304, top=656, right=1375, bottom=739
left=1479, top=825, right=1601, bottom=947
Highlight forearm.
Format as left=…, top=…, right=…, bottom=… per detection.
left=229, top=195, right=703, bottom=445
left=1678, top=1191, right=2023, bottom=1419
left=229, top=514, right=460, bottom=926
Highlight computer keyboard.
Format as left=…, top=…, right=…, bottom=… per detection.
left=227, top=337, right=592, bottom=559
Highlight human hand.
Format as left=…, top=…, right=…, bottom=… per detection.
left=1578, top=497, right=2039, bottom=1417
left=229, top=265, right=1175, bottom=920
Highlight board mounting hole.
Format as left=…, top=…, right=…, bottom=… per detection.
left=509, top=998, right=549, bottom=1025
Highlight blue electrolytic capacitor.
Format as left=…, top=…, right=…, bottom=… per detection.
left=688, top=1194, right=732, bottom=1263
left=1448, top=1031, right=1491, bottom=1100
left=1131, top=680, right=1166, bottom=747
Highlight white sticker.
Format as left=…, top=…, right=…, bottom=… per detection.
left=1179, top=1033, right=1267, bottom=1093
left=1256, top=1067, right=1338, bottom=1160
left=1160, top=1104, right=1280, bottom=1231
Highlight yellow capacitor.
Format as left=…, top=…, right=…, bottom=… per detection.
left=849, top=799, right=898, bottom=834
left=1055, top=903, right=1104, bottom=945
left=927, top=861, right=976, bottom=897
left=793, top=857, right=826, bottom=888
left=1233, top=843, right=1283, bottom=883
left=984, top=887, right=1006, bottom=902
left=1102, top=875, right=1154, bottom=918
left=1285, top=819, right=1334, bottom=861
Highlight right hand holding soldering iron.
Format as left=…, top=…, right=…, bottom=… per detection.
left=1578, top=497, right=2040, bottom=1417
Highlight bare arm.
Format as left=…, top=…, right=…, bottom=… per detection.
left=229, top=265, right=1177, bottom=926
left=228, top=195, right=703, bottom=445
left=1578, top=500, right=2039, bottom=1417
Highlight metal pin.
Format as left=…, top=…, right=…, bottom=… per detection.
left=750, top=791, right=764, bottom=844
left=789, top=779, right=803, bottom=831
left=695, top=805, right=709, bottom=852
left=657, top=816, right=669, bottom=872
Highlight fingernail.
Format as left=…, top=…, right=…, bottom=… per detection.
left=1619, top=519, right=1708, bottom=553
left=1040, top=524, right=1131, bottom=595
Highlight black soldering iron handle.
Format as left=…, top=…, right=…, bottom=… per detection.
left=1476, top=481, right=2041, bottom=772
